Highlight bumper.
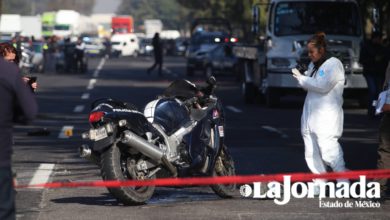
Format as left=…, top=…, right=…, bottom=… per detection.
left=187, top=58, right=204, bottom=70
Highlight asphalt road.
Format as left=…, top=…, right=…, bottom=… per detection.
left=12, top=55, right=389, bottom=220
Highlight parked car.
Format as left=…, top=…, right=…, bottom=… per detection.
left=202, top=43, right=238, bottom=79
left=138, top=37, right=153, bottom=56
left=174, top=38, right=188, bottom=56
left=163, top=39, right=176, bottom=56
left=186, top=31, right=235, bottom=76
left=83, top=37, right=105, bottom=57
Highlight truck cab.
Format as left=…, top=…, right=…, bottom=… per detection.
left=235, top=0, right=366, bottom=107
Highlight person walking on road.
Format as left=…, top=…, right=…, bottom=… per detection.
left=291, top=32, right=349, bottom=191
left=75, top=38, right=86, bottom=73
left=147, top=33, right=163, bottom=76
left=0, top=57, right=38, bottom=220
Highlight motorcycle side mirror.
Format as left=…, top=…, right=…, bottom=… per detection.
left=207, top=76, right=217, bottom=86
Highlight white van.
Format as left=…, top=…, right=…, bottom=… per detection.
left=111, top=33, right=140, bottom=57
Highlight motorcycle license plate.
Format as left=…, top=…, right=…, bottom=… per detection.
left=90, top=127, right=108, bottom=141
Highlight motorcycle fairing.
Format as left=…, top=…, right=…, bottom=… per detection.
left=146, top=98, right=191, bottom=136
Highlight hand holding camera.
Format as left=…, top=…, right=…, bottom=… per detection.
left=23, top=76, right=38, bottom=92
left=291, top=68, right=302, bottom=79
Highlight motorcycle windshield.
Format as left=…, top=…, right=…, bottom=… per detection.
left=153, top=98, right=191, bottom=135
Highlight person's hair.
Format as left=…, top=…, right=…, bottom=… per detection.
left=0, top=42, right=19, bottom=64
left=308, top=31, right=327, bottom=51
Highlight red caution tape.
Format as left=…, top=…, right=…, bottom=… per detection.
left=15, top=169, right=390, bottom=189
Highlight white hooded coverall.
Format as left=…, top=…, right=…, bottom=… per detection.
left=296, top=57, right=347, bottom=177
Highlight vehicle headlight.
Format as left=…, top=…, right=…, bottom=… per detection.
left=352, top=59, right=363, bottom=71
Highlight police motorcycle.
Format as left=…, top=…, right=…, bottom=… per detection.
left=80, top=77, right=236, bottom=205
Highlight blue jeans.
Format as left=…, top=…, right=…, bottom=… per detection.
left=364, top=74, right=384, bottom=116
left=0, top=167, right=15, bottom=220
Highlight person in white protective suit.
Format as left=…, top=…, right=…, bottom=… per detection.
left=291, top=32, right=349, bottom=189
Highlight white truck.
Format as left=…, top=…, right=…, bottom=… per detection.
left=0, top=14, right=22, bottom=39
left=53, top=10, right=97, bottom=38
left=21, top=16, right=42, bottom=39
left=234, top=0, right=367, bottom=107
left=144, top=19, right=163, bottom=38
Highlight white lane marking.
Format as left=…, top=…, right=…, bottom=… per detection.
left=73, top=105, right=85, bottom=113
left=87, top=79, right=97, bottom=90
left=97, top=58, right=105, bottom=70
left=93, top=70, right=99, bottom=78
left=58, top=125, right=74, bottom=139
left=226, top=106, right=242, bottom=113
left=94, top=57, right=106, bottom=76
left=28, top=163, right=55, bottom=188
left=81, top=93, right=90, bottom=100
left=163, top=67, right=171, bottom=73
left=261, top=125, right=289, bottom=139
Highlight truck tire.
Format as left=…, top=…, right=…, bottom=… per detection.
left=265, top=88, right=280, bottom=108
left=242, top=82, right=257, bottom=104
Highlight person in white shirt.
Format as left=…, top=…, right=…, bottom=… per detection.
left=292, top=32, right=349, bottom=191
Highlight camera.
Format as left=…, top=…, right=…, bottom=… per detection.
left=295, top=61, right=308, bottom=73
left=26, top=76, right=37, bottom=92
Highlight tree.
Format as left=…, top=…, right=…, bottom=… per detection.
left=177, top=0, right=390, bottom=40
left=2, top=0, right=96, bottom=15
left=176, top=0, right=268, bottom=40
left=117, top=0, right=189, bottom=32
left=357, top=0, right=390, bottom=38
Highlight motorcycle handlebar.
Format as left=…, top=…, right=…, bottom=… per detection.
left=200, top=76, right=217, bottom=97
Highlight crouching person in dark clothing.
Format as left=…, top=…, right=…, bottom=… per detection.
left=0, top=58, right=38, bottom=220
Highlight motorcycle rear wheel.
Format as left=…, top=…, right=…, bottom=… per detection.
left=100, top=143, right=156, bottom=205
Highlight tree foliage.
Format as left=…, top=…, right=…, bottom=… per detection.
left=357, top=0, right=390, bottom=37
left=177, top=0, right=390, bottom=39
left=116, top=0, right=189, bottom=32
left=176, top=0, right=267, bottom=40
left=2, top=0, right=96, bottom=15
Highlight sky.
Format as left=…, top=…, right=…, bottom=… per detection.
left=92, top=0, right=121, bottom=14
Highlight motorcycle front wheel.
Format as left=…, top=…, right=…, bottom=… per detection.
left=211, top=146, right=236, bottom=198
left=100, top=142, right=156, bottom=205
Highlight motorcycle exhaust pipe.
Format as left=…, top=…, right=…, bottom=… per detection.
left=121, top=130, right=177, bottom=177
left=79, top=144, right=92, bottom=158
left=121, top=130, right=164, bottom=162
left=79, top=144, right=99, bottom=165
